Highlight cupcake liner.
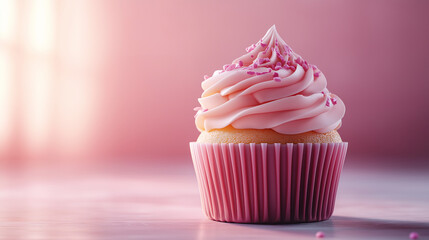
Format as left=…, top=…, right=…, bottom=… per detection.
left=190, top=142, right=348, bottom=224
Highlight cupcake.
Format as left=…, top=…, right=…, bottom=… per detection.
left=190, top=25, right=347, bottom=223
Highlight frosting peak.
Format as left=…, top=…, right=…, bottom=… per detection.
left=195, top=25, right=345, bottom=135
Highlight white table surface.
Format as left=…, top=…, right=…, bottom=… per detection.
left=0, top=156, right=428, bottom=240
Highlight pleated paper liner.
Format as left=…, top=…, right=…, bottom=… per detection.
left=190, top=142, right=348, bottom=224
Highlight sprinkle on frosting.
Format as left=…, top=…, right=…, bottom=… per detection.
left=196, top=25, right=345, bottom=134
left=226, top=64, right=236, bottom=71
left=314, top=72, right=320, bottom=78
left=245, top=44, right=256, bottom=53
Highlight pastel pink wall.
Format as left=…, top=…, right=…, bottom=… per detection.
left=1, top=0, right=429, bottom=164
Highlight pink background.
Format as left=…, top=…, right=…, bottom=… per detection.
left=1, top=0, right=429, bottom=165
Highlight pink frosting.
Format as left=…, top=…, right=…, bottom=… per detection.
left=195, top=25, right=345, bottom=134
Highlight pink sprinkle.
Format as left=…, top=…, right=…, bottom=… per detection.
left=223, top=64, right=230, bottom=71
left=203, top=75, right=209, bottom=80
left=315, top=232, right=325, bottom=238
left=274, top=77, right=281, bottom=82
left=275, top=50, right=285, bottom=62
left=277, top=52, right=285, bottom=62
left=275, top=66, right=282, bottom=70
left=302, top=60, right=309, bottom=71
left=290, top=66, right=296, bottom=71
left=326, top=99, right=331, bottom=107
left=284, top=44, right=293, bottom=54
left=261, top=42, right=267, bottom=47
left=331, top=97, right=337, bottom=105
left=263, top=47, right=269, bottom=54
left=303, top=63, right=309, bottom=71
left=314, top=72, right=320, bottom=78
left=409, top=232, right=419, bottom=240
left=256, top=69, right=272, bottom=75
left=273, top=72, right=279, bottom=77
left=193, top=107, right=202, bottom=111
left=245, top=44, right=256, bottom=52
left=202, top=109, right=208, bottom=112
left=247, top=71, right=255, bottom=75
left=238, top=60, right=243, bottom=67
left=257, top=58, right=270, bottom=65
left=226, top=64, right=236, bottom=71
left=251, top=55, right=254, bottom=58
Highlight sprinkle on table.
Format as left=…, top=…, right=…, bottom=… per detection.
left=315, top=231, right=325, bottom=238
left=409, top=232, right=419, bottom=240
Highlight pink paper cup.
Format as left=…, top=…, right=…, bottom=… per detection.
left=190, top=142, right=348, bottom=224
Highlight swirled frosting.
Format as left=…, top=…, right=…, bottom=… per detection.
left=194, top=25, right=345, bottom=134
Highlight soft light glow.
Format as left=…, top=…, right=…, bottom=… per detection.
left=56, top=73, right=95, bottom=157
left=22, top=58, right=53, bottom=152
left=0, top=0, right=17, bottom=42
left=0, top=50, right=13, bottom=152
left=0, top=0, right=16, bottom=153
left=20, top=0, right=57, bottom=155
left=24, top=0, right=55, bottom=53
